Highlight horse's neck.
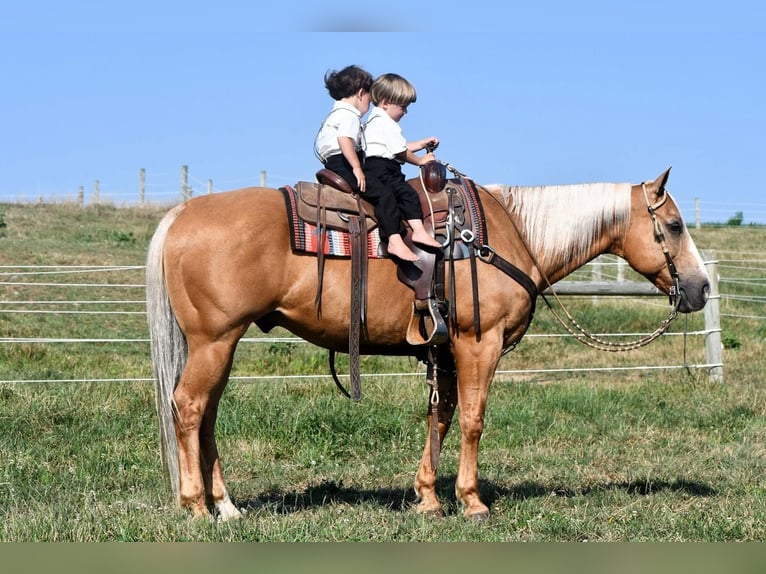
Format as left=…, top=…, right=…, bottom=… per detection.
left=488, top=182, right=632, bottom=282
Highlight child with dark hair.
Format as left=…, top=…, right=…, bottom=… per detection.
left=314, top=65, right=373, bottom=193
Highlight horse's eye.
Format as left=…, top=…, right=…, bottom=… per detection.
left=667, top=219, right=684, bottom=236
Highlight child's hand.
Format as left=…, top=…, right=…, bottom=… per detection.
left=424, top=138, right=439, bottom=152
left=353, top=166, right=366, bottom=192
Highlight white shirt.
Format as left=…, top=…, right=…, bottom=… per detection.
left=363, top=106, right=406, bottom=162
left=314, top=101, right=365, bottom=162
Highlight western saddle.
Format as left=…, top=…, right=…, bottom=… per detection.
left=291, top=162, right=482, bottom=401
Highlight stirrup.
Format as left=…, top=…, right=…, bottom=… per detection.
left=406, top=298, right=448, bottom=346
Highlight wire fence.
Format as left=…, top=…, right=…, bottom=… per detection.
left=2, top=166, right=766, bottom=225
left=0, top=251, right=757, bottom=386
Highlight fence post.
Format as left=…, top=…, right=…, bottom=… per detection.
left=181, top=165, right=190, bottom=200
left=702, top=251, right=723, bottom=383
left=93, top=179, right=100, bottom=205
left=139, top=168, right=146, bottom=205
left=695, top=198, right=701, bottom=229
left=77, top=186, right=84, bottom=207
left=592, top=258, right=602, bottom=304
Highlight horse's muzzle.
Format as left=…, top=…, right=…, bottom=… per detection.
left=677, top=278, right=710, bottom=313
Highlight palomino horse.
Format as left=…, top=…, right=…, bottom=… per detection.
left=146, top=167, right=709, bottom=521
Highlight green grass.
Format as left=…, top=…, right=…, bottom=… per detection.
left=0, top=202, right=764, bottom=541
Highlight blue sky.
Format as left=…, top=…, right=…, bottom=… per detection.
left=2, top=2, right=764, bottom=222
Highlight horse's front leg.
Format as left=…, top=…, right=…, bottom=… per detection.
left=452, top=333, right=503, bottom=520
left=414, top=350, right=458, bottom=516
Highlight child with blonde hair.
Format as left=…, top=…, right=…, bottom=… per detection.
left=362, top=73, right=442, bottom=261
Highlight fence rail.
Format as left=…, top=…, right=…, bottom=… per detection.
left=0, top=254, right=735, bottom=385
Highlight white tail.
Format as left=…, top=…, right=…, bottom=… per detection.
left=145, top=204, right=187, bottom=502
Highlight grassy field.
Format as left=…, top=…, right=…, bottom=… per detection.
left=0, top=202, right=764, bottom=541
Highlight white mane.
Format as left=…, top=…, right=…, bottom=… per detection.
left=483, top=182, right=632, bottom=268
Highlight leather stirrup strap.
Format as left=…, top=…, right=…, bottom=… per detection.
left=447, top=188, right=458, bottom=330
left=467, top=240, right=481, bottom=342
left=355, top=193, right=368, bottom=325
left=314, top=186, right=326, bottom=317
left=348, top=215, right=363, bottom=401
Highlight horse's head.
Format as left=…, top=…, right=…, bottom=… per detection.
left=621, top=167, right=710, bottom=313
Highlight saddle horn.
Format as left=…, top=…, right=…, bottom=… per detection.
left=420, top=160, right=447, bottom=194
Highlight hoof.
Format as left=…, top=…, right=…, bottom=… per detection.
left=217, top=506, right=243, bottom=523
left=216, top=497, right=243, bottom=522
left=422, top=507, right=445, bottom=519
left=189, top=505, right=211, bottom=519
left=414, top=502, right=445, bottom=518
left=468, top=510, right=490, bottom=523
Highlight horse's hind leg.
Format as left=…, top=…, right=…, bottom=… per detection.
left=174, top=337, right=241, bottom=520
left=199, top=367, right=242, bottom=521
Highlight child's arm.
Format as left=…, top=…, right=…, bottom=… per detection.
left=401, top=136, right=439, bottom=166
left=407, top=137, right=439, bottom=153
left=338, top=136, right=366, bottom=192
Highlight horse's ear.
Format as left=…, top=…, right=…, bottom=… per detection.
left=652, top=166, right=672, bottom=195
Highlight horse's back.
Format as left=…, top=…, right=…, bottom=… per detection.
left=169, top=186, right=286, bottom=233
left=163, top=187, right=291, bottom=260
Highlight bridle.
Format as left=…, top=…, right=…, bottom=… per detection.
left=642, top=182, right=681, bottom=311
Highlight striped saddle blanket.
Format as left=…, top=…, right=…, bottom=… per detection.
left=281, top=184, right=384, bottom=258
left=280, top=177, right=487, bottom=259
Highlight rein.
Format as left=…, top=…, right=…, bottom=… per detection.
left=523, top=181, right=681, bottom=352
left=540, top=289, right=678, bottom=353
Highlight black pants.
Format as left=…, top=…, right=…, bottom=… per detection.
left=363, top=157, right=424, bottom=241
left=324, top=153, right=362, bottom=193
